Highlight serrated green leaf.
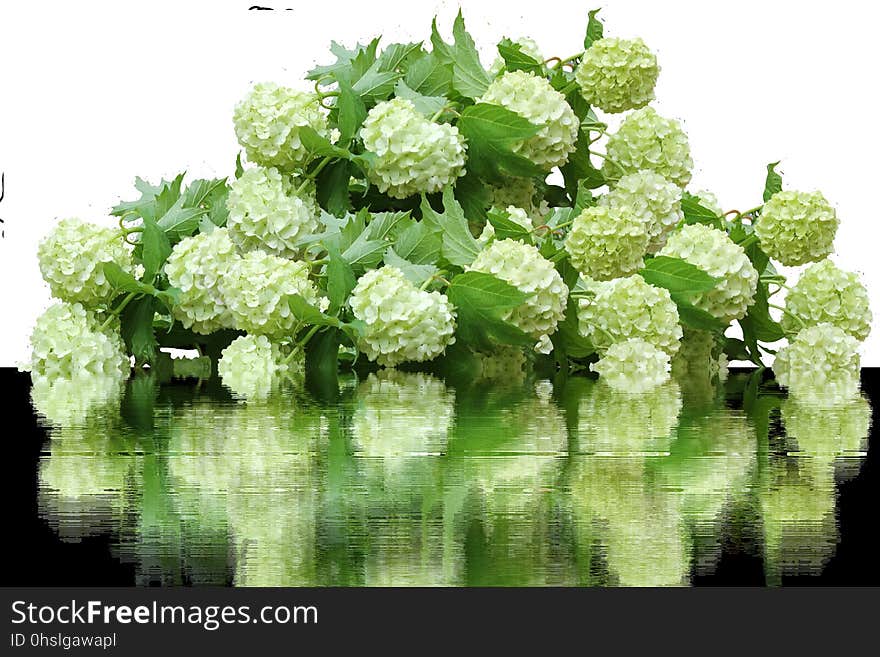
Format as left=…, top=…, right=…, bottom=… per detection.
left=486, top=207, right=533, bottom=244
left=681, top=193, right=722, bottom=227
left=446, top=271, right=534, bottom=349
left=454, top=171, right=490, bottom=221
left=496, top=38, right=543, bottom=74
left=298, top=126, right=352, bottom=160
left=584, top=9, right=604, bottom=49
left=394, top=80, right=447, bottom=116
left=141, top=217, right=171, bottom=282
left=384, top=246, right=438, bottom=285
left=763, top=161, right=783, bottom=202
left=552, top=296, right=595, bottom=359
left=670, top=295, right=727, bottom=332
left=457, top=103, right=544, bottom=179
left=393, top=220, right=443, bottom=264
left=326, top=250, right=357, bottom=313
left=337, top=80, right=366, bottom=144
left=235, top=153, right=244, bottom=179
left=573, top=180, right=596, bottom=213
left=639, top=256, right=719, bottom=296
left=103, top=262, right=156, bottom=296
left=316, top=160, right=352, bottom=217
left=287, top=294, right=341, bottom=327
left=352, top=60, right=401, bottom=101
left=422, top=188, right=481, bottom=267
left=404, top=51, right=453, bottom=96
left=377, top=42, right=423, bottom=72
left=341, top=229, right=389, bottom=273
left=449, top=11, right=492, bottom=98
left=723, top=337, right=751, bottom=362
left=560, top=133, right=605, bottom=195
left=366, top=210, right=413, bottom=241
left=744, top=282, right=784, bottom=342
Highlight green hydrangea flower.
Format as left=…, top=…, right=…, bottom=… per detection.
left=480, top=70, right=578, bottom=170
left=164, top=228, right=239, bottom=335
left=774, top=323, right=861, bottom=407
left=486, top=176, right=548, bottom=221
left=226, top=167, right=319, bottom=258
left=349, top=266, right=456, bottom=366
left=37, top=218, right=133, bottom=307
left=600, top=170, right=683, bottom=252
left=603, top=106, right=693, bottom=187
left=218, top=334, right=296, bottom=402
left=468, top=239, right=568, bottom=351
left=564, top=205, right=649, bottom=280
left=24, top=302, right=129, bottom=381
left=755, top=190, right=838, bottom=266
left=590, top=337, right=671, bottom=392
left=691, top=189, right=723, bottom=216
left=658, top=223, right=758, bottom=322
left=233, top=82, right=328, bottom=170
left=577, top=275, right=682, bottom=356
left=221, top=250, right=327, bottom=340
left=576, top=37, right=659, bottom=114
left=783, top=259, right=872, bottom=341
left=360, top=98, right=466, bottom=199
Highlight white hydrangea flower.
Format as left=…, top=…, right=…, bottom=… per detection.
left=671, top=328, right=727, bottom=380
left=486, top=176, right=549, bottom=221
left=30, top=374, right=125, bottom=428
left=221, top=250, right=328, bottom=340
left=658, top=223, right=758, bottom=322
left=489, top=36, right=543, bottom=76
left=360, top=98, right=466, bottom=199
left=349, top=266, right=456, bottom=366
left=756, top=191, right=838, bottom=266
left=477, top=205, right=533, bottom=246
left=783, top=260, right=872, bottom=341
left=37, top=218, right=133, bottom=307
left=575, top=37, right=659, bottom=114
left=691, top=189, right=723, bottom=216
left=218, top=334, right=291, bottom=402
left=774, top=323, right=861, bottom=407
left=480, top=70, right=578, bottom=170
left=600, top=170, right=683, bottom=252
left=233, top=82, right=328, bottom=170
left=604, top=106, right=693, bottom=188
left=164, top=228, right=239, bottom=334
left=468, top=239, right=568, bottom=347
left=226, top=167, right=319, bottom=258
left=577, top=275, right=682, bottom=356
left=564, top=205, right=649, bottom=280
left=24, top=302, right=129, bottom=381
left=590, top=338, right=671, bottom=392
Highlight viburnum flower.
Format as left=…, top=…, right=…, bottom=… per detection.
left=782, top=259, right=872, bottom=341
left=658, top=223, right=758, bottom=322
left=37, top=218, right=133, bottom=307
left=564, top=205, right=649, bottom=280
left=226, top=167, right=319, bottom=258
left=480, top=70, right=579, bottom=170
left=603, top=106, right=693, bottom=187
left=489, top=36, right=543, bottom=76
left=599, top=170, right=683, bottom=252
left=218, top=334, right=291, bottom=402
left=221, top=250, right=328, bottom=340
left=360, top=98, right=466, bottom=199
left=233, top=82, right=328, bottom=171
left=577, top=275, right=682, bottom=356
left=774, top=323, right=861, bottom=407
left=468, top=239, right=568, bottom=352
left=164, top=228, right=239, bottom=334
left=755, top=190, right=838, bottom=266
left=477, top=206, right=533, bottom=245
left=575, top=37, right=659, bottom=114
left=486, top=176, right=548, bottom=221
left=590, top=338, right=672, bottom=392
left=24, top=302, right=129, bottom=381
left=349, top=266, right=456, bottom=366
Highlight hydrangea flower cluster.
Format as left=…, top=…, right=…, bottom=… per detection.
left=782, top=260, right=872, bottom=341
left=37, top=218, right=132, bottom=307
left=486, top=177, right=548, bottom=220
left=468, top=239, right=568, bottom=352
left=658, top=224, right=758, bottom=322
left=233, top=82, right=328, bottom=170
left=577, top=275, right=682, bottom=356
left=24, top=302, right=129, bottom=381
left=604, top=107, right=693, bottom=187
left=360, top=98, right=466, bottom=199
left=226, top=167, right=319, bottom=258
left=599, top=170, right=683, bottom=252
left=480, top=71, right=579, bottom=170
left=349, top=266, right=456, bottom=366
left=774, top=323, right=861, bottom=406
left=576, top=37, right=659, bottom=113
left=564, top=205, right=649, bottom=280
left=756, top=191, right=838, bottom=266
left=221, top=251, right=327, bottom=339
left=218, top=334, right=290, bottom=402
left=590, top=338, right=672, bottom=393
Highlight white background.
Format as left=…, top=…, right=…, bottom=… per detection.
left=1, top=0, right=877, bottom=366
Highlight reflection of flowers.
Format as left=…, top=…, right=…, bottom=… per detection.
left=781, top=395, right=871, bottom=460
left=30, top=373, right=124, bottom=428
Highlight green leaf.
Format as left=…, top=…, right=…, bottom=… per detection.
left=449, top=11, right=492, bottom=98
left=394, top=80, right=447, bottom=116
left=156, top=195, right=205, bottom=241
left=393, top=219, right=443, bottom=264
left=365, top=210, right=413, bottom=241
left=552, top=296, right=595, bottom=359
left=573, top=180, right=596, bottom=213
left=102, top=262, right=156, bottom=296
left=298, top=126, right=352, bottom=160
left=235, top=153, right=244, bottom=179
left=120, top=296, right=158, bottom=366
left=352, top=60, right=401, bottom=101
left=560, top=134, right=605, bottom=195
left=457, top=103, right=544, bottom=179
left=140, top=217, right=171, bottom=281
left=307, top=38, right=380, bottom=83
left=377, top=42, right=423, bottom=72
left=584, top=9, right=604, bottom=49
left=496, top=38, right=543, bottom=74
left=639, top=256, right=719, bottom=296
left=422, top=188, right=481, bottom=267
left=341, top=229, right=389, bottom=273
left=446, top=271, right=534, bottom=349
left=404, top=51, right=453, bottom=96
left=454, top=171, right=490, bottom=221
left=723, top=337, right=751, bottom=362
left=326, top=250, right=357, bottom=313
left=287, top=294, right=341, bottom=327
left=486, top=207, right=533, bottom=244
left=316, top=160, right=352, bottom=217
left=681, top=193, right=722, bottom=227
left=384, top=246, right=438, bottom=285
left=337, top=80, right=367, bottom=144
left=670, top=295, right=727, bottom=332
left=763, top=161, right=783, bottom=202
left=743, top=282, right=785, bottom=342
left=305, top=327, right=340, bottom=392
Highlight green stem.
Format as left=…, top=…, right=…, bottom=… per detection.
left=101, top=292, right=138, bottom=328
left=737, top=235, right=759, bottom=249
left=588, top=149, right=625, bottom=176
left=297, top=325, right=321, bottom=349
left=303, top=156, right=333, bottom=185
left=768, top=303, right=804, bottom=330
